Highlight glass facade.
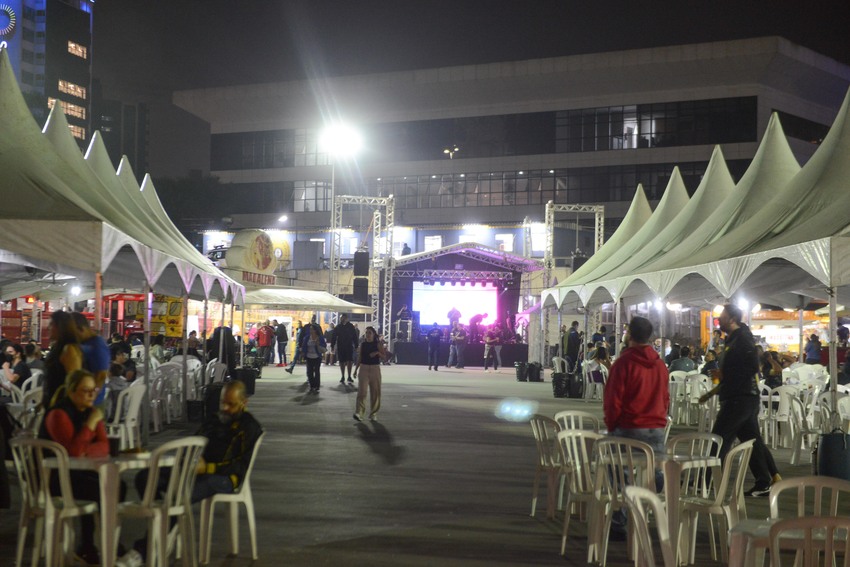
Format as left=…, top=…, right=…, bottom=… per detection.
left=773, top=110, right=830, bottom=144
left=373, top=161, right=749, bottom=208
left=211, top=129, right=330, bottom=170
left=210, top=96, right=758, bottom=171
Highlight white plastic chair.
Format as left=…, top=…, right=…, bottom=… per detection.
left=789, top=396, right=820, bottom=465
left=731, top=475, right=850, bottom=567
left=679, top=439, right=754, bottom=563
left=769, top=516, right=850, bottom=567
left=528, top=415, right=564, bottom=519
left=199, top=432, right=265, bottom=563
left=105, top=383, right=146, bottom=450
left=551, top=356, right=568, bottom=374
left=118, top=436, right=208, bottom=567
left=16, top=387, right=43, bottom=423
left=837, top=396, right=850, bottom=432
left=588, top=436, right=657, bottom=567
left=10, top=437, right=100, bottom=567
left=557, top=429, right=603, bottom=555
left=625, top=486, right=677, bottom=567
left=553, top=409, right=601, bottom=432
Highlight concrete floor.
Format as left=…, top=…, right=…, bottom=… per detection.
left=1, top=363, right=814, bottom=566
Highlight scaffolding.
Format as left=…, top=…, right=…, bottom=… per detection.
left=329, top=195, right=395, bottom=336
left=541, top=202, right=605, bottom=365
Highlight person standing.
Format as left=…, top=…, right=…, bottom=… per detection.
left=604, top=317, right=669, bottom=455
left=401, top=243, right=411, bottom=256
left=804, top=333, right=822, bottom=364
left=447, top=322, right=467, bottom=368
left=353, top=326, right=386, bottom=422
left=591, top=325, right=607, bottom=346
left=483, top=325, right=500, bottom=372
left=332, top=314, right=358, bottom=384
left=274, top=320, right=289, bottom=366
left=564, top=321, right=582, bottom=373
left=323, top=323, right=336, bottom=366
left=700, top=303, right=781, bottom=496
left=426, top=323, right=442, bottom=371
left=300, top=324, right=326, bottom=394
left=284, top=321, right=304, bottom=374
left=257, top=320, right=275, bottom=366
left=447, top=307, right=461, bottom=327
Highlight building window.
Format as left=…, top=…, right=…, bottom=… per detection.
left=67, top=40, right=87, bottom=59
left=58, top=79, right=86, bottom=100
left=772, top=110, right=830, bottom=145
left=68, top=124, right=86, bottom=140
left=424, top=235, right=442, bottom=251
left=48, top=98, right=86, bottom=120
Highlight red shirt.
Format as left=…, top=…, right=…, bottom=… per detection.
left=257, top=325, right=275, bottom=347
left=45, top=407, right=109, bottom=458
left=604, top=344, right=670, bottom=431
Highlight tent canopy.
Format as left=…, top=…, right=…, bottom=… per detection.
left=0, top=48, right=243, bottom=303
left=243, top=288, right=373, bottom=314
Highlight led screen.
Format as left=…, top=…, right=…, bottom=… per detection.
left=411, top=281, right=497, bottom=326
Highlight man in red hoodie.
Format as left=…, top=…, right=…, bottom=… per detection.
left=604, top=316, right=670, bottom=456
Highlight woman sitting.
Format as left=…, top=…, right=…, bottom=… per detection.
left=586, top=345, right=611, bottom=383
left=43, top=369, right=126, bottom=565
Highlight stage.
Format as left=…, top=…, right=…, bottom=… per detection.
left=392, top=342, right=528, bottom=367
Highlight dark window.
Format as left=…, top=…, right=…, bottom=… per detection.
left=772, top=110, right=830, bottom=145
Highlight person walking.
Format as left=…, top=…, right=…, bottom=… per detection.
left=323, top=323, right=336, bottom=366
left=426, top=323, right=442, bottom=371
left=353, top=326, right=386, bottom=421
left=284, top=321, right=304, bottom=374
left=274, top=320, right=289, bottom=366
left=332, top=314, right=358, bottom=384
left=300, top=324, right=326, bottom=394
left=699, top=303, right=781, bottom=496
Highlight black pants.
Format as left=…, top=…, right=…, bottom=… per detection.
left=277, top=341, right=288, bottom=364
left=711, top=395, right=778, bottom=487
left=306, top=357, right=322, bottom=390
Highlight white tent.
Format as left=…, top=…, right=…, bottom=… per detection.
left=243, top=288, right=373, bottom=314
left=0, top=49, right=242, bottom=303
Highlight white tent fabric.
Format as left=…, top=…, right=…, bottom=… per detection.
left=0, top=48, right=242, bottom=302
left=542, top=89, right=850, bottom=311
left=243, top=288, right=372, bottom=314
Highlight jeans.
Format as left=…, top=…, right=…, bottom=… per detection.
left=277, top=341, right=288, bottom=364
left=428, top=344, right=440, bottom=368
left=483, top=344, right=498, bottom=370
left=711, top=395, right=777, bottom=487
left=493, top=345, right=503, bottom=367
left=608, top=427, right=666, bottom=533
left=306, top=356, right=322, bottom=390
left=448, top=344, right=458, bottom=367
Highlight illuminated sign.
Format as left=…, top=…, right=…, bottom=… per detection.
left=0, top=4, right=16, bottom=36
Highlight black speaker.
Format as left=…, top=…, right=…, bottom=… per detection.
left=571, top=254, right=589, bottom=271
left=353, top=277, right=369, bottom=303
left=353, top=251, right=370, bottom=276
left=411, top=311, right=420, bottom=341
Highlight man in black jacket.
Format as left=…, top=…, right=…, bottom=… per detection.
left=274, top=320, right=289, bottom=366
left=332, top=314, right=358, bottom=384
left=702, top=303, right=780, bottom=496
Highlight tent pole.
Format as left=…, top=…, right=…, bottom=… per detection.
left=142, top=283, right=152, bottom=446
left=658, top=303, right=664, bottom=357
left=180, top=294, right=189, bottom=417
left=218, top=301, right=226, bottom=362
left=202, top=299, right=208, bottom=360
left=94, top=272, right=103, bottom=334
left=557, top=310, right=563, bottom=358
left=539, top=305, right=546, bottom=365
left=614, top=298, right=621, bottom=356
left=829, top=288, right=839, bottom=415
left=240, top=305, right=246, bottom=367
left=798, top=295, right=805, bottom=362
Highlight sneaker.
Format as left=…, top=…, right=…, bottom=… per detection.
left=485, top=369, right=491, bottom=373
left=285, top=367, right=293, bottom=374
left=353, top=413, right=362, bottom=421
left=434, top=366, right=438, bottom=371
left=744, top=485, right=771, bottom=497
left=339, top=378, right=345, bottom=384
left=116, top=549, right=144, bottom=567
left=348, top=377, right=355, bottom=383
left=428, top=365, right=432, bottom=370
left=369, top=415, right=378, bottom=422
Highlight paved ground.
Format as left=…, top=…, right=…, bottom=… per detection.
left=1, top=363, right=814, bottom=566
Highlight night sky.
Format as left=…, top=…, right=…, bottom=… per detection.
left=90, top=0, right=850, bottom=175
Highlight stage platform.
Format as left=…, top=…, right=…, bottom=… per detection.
left=392, top=342, right=528, bottom=367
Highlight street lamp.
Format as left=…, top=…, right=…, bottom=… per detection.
left=443, top=145, right=460, bottom=159
left=319, top=123, right=363, bottom=211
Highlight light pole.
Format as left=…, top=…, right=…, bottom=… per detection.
left=443, top=145, right=460, bottom=159
left=319, top=124, right=362, bottom=314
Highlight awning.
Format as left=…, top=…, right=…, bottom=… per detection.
left=242, top=287, right=373, bottom=314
